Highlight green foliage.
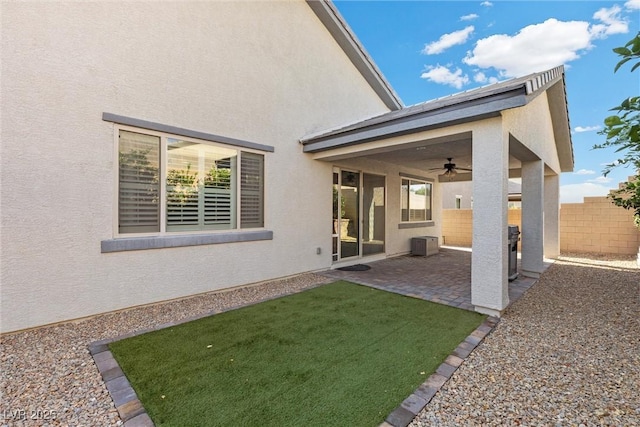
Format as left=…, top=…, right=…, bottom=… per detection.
left=119, top=149, right=159, bottom=204
left=414, top=186, right=428, bottom=195
left=612, top=32, right=640, bottom=72
left=595, top=96, right=640, bottom=175
left=204, top=165, right=231, bottom=188
left=166, top=164, right=198, bottom=187
left=166, top=164, right=198, bottom=206
left=119, top=149, right=158, bottom=179
left=166, top=162, right=232, bottom=208
left=594, top=32, right=640, bottom=228
left=610, top=179, right=640, bottom=227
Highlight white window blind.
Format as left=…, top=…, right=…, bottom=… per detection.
left=117, top=128, right=264, bottom=235
left=240, top=152, right=264, bottom=228
left=118, top=131, right=160, bottom=233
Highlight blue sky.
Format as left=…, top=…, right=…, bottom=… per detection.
left=334, top=0, right=640, bottom=203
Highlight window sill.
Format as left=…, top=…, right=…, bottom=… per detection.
left=398, top=221, right=435, bottom=229
left=101, top=230, right=273, bottom=253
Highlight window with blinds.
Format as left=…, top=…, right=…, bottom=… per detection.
left=401, top=178, right=432, bottom=222
left=166, top=139, right=237, bottom=232
left=240, top=152, right=264, bottom=228
left=118, top=128, right=264, bottom=235
left=118, top=131, right=160, bottom=233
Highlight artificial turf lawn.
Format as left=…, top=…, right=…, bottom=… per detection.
left=108, top=281, right=486, bottom=426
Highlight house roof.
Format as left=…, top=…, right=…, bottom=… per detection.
left=300, top=65, right=574, bottom=172
left=306, top=0, right=403, bottom=111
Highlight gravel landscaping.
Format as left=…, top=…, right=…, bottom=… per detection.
left=411, top=253, right=639, bottom=427
left=1, top=253, right=638, bottom=426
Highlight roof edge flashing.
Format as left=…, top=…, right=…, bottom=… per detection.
left=523, top=65, right=565, bottom=96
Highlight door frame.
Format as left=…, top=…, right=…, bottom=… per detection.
left=332, top=167, right=386, bottom=264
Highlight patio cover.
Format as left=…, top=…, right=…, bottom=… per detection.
left=301, top=66, right=574, bottom=316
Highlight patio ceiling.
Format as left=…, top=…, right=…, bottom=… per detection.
left=306, top=130, right=527, bottom=181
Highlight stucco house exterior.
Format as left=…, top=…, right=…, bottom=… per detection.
left=0, top=0, right=572, bottom=333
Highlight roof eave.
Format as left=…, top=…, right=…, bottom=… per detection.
left=546, top=77, right=574, bottom=172
left=302, top=91, right=527, bottom=153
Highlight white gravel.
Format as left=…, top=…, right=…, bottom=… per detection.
left=411, top=253, right=640, bottom=427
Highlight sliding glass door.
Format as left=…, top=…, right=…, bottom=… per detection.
left=333, top=169, right=385, bottom=262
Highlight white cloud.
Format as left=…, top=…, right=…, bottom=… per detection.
left=420, top=65, right=470, bottom=89
left=423, top=26, right=475, bottom=55
left=473, top=71, right=499, bottom=84
left=588, top=176, right=613, bottom=184
left=481, top=1, right=493, bottom=6
left=574, top=169, right=596, bottom=175
left=463, top=18, right=593, bottom=77
left=626, top=0, right=640, bottom=10
left=590, top=5, right=629, bottom=38
left=474, top=71, right=487, bottom=83
left=574, top=125, right=601, bottom=133
left=460, top=14, right=479, bottom=21
left=560, top=183, right=611, bottom=203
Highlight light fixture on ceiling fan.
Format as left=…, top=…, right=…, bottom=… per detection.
left=429, top=158, right=472, bottom=181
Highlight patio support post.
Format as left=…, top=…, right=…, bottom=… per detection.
left=471, top=121, right=509, bottom=317
left=521, top=160, right=545, bottom=278
left=544, top=173, right=560, bottom=258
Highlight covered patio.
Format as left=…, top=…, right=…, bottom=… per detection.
left=302, top=66, right=573, bottom=317
left=319, top=247, right=550, bottom=312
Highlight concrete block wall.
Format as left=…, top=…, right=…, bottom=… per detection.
left=441, top=209, right=473, bottom=246
left=560, top=197, right=639, bottom=255
left=442, top=209, right=522, bottom=247
left=442, top=196, right=639, bottom=255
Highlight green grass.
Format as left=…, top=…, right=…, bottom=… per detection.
left=109, top=281, right=485, bottom=426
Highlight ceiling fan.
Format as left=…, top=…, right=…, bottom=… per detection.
left=429, top=158, right=472, bottom=181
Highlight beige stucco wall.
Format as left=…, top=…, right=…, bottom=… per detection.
left=0, top=1, right=391, bottom=332
left=502, top=91, right=561, bottom=174
left=443, top=199, right=639, bottom=255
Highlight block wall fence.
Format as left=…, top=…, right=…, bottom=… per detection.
left=442, top=196, right=640, bottom=255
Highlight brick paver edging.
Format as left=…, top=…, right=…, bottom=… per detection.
left=89, top=297, right=499, bottom=427
left=381, top=316, right=500, bottom=427
left=88, top=343, right=153, bottom=427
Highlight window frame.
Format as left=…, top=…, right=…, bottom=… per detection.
left=399, top=175, right=433, bottom=225
left=101, top=113, right=275, bottom=253
left=113, top=124, right=267, bottom=238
